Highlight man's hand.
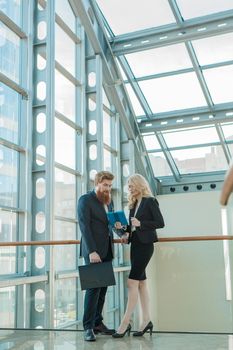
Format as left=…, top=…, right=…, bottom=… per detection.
left=89, top=251, right=102, bottom=263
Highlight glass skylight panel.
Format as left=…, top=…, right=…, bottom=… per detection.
left=143, top=134, right=161, bottom=150
left=149, top=152, right=173, bottom=177
left=0, top=83, right=19, bottom=144
left=0, top=23, right=20, bottom=83
left=55, top=0, right=75, bottom=32
left=0, top=0, right=21, bottom=26
left=116, top=59, right=127, bottom=81
left=55, top=24, right=75, bottom=76
left=125, top=84, right=145, bottom=116
left=125, top=43, right=192, bottom=77
left=192, top=33, right=233, bottom=66
left=96, top=0, right=176, bottom=35
left=0, top=145, right=18, bottom=207
left=103, top=111, right=111, bottom=146
left=228, top=144, right=233, bottom=158
left=221, top=122, right=233, bottom=141
left=54, top=169, right=76, bottom=219
left=162, top=126, right=220, bottom=147
left=203, top=65, right=233, bottom=104
left=171, top=146, right=228, bottom=174
left=104, top=149, right=112, bottom=171
left=55, top=70, right=75, bottom=121
left=55, top=118, right=76, bottom=169
left=176, top=0, right=233, bottom=20
left=139, top=72, right=207, bottom=113
left=103, top=89, right=111, bottom=109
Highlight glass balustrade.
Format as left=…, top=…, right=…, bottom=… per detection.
left=0, top=241, right=130, bottom=331
left=0, top=238, right=232, bottom=332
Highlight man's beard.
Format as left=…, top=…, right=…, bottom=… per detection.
left=96, top=189, right=111, bottom=205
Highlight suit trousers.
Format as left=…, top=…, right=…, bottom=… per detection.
left=83, top=239, right=113, bottom=330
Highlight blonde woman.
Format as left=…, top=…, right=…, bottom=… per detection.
left=112, top=174, right=164, bottom=338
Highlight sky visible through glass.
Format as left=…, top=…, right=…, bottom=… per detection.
left=96, top=0, right=233, bottom=177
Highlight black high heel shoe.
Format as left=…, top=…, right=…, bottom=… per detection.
left=112, top=324, right=131, bottom=338
left=132, top=321, right=153, bottom=336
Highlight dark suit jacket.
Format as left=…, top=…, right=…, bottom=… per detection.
left=129, top=196, right=164, bottom=244
left=78, top=190, right=114, bottom=259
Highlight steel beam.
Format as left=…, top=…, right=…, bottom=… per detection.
left=111, top=10, right=233, bottom=55
left=139, top=103, right=233, bottom=132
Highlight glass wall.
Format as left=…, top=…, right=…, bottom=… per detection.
left=0, top=0, right=127, bottom=330
left=0, top=0, right=25, bottom=329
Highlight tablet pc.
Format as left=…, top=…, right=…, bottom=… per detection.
left=107, top=210, right=128, bottom=226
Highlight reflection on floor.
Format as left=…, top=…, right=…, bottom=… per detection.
left=0, top=329, right=233, bottom=350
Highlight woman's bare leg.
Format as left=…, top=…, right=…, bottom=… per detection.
left=138, top=280, right=151, bottom=330
left=117, top=279, right=139, bottom=333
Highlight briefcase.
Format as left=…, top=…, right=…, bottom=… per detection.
left=78, top=261, right=116, bottom=290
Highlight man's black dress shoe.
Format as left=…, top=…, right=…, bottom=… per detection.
left=94, top=322, right=115, bottom=335
left=84, top=329, right=96, bottom=341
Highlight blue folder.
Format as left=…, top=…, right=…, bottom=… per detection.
left=107, top=210, right=128, bottom=226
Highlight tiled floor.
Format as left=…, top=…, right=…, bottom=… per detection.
left=0, top=329, right=233, bottom=350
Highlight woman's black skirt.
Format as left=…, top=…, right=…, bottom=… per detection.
left=129, top=234, right=154, bottom=281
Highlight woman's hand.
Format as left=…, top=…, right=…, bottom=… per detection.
left=131, top=217, right=141, bottom=227
left=120, top=232, right=129, bottom=244
left=114, top=221, right=123, bottom=229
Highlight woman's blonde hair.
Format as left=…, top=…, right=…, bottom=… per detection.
left=127, top=174, right=153, bottom=209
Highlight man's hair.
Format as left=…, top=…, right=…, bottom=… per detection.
left=94, top=171, right=114, bottom=185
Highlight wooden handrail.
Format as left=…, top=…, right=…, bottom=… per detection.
left=0, top=235, right=233, bottom=247
left=159, top=235, right=233, bottom=242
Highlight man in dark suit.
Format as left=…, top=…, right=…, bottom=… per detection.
left=78, top=171, right=116, bottom=341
